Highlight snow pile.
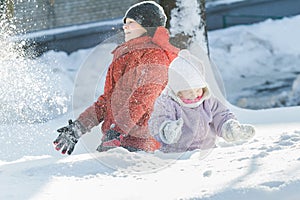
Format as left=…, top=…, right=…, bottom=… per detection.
left=1, top=122, right=300, bottom=200
left=289, top=75, right=300, bottom=106
left=208, top=16, right=300, bottom=109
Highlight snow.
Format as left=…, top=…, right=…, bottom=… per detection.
left=1, top=10, right=300, bottom=200
left=170, top=0, right=204, bottom=42
left=208, top=15, right=300, bottom=109
left=170, top=0, right=208, bottom=53
left=2, top=123, right=300, bottom=199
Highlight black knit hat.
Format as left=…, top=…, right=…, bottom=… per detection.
left=123, top=1, right=167, bottom=28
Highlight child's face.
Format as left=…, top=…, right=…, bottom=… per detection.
left=177, top=88, right=204, bottom=101
left=123, top=18, right=147, bottom=42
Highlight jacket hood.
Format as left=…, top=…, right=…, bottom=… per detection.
left=152, top=27, right=179, bottom=55
left=168, top=49, right=208, bottom=93
left=167, top=49, right=211, bottom=108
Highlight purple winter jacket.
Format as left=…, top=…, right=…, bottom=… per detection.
left=148, top=91, right=236, bottom=153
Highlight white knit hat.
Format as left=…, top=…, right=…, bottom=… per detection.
left=168, top=49, right=207, bottom=94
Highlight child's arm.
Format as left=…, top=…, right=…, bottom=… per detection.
left=148, top=94, right=178, bottom=143
left=208, top=97, right=236, bottom=136
left=209, top=97, right=255, bottom=142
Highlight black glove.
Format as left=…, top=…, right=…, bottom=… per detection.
left=96, top=128, right=123, bottom=152
left=53, top=119, right=85, bottom=155
left=104, top=129, right=122, bottom=141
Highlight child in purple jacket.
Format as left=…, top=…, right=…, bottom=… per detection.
left=148, top=49, right=255, bottom=153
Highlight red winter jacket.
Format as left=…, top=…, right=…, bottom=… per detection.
left=78, top=27, right=179, bottom=152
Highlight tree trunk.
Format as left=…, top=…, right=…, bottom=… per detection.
left=199, top=0, right=209, bottom=56
left=157, top=0, right=176, bottom=29
left=159, top=0, right=209, bottom=54
left=159, top=0, right=189, bottom=49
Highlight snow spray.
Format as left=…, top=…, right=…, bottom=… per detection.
left=0, top=18, right=70, bottom=124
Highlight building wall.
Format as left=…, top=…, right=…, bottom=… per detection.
left=13, top=0, right=141, bottom=33
left=11, top=0, right=300, bottom=54
left=11, top=0, right=300, bottom=33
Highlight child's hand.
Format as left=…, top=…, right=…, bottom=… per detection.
left=160, top=118, right=184, bottom=144
left=221, top=119, right=255, bottom=142
left=54, top=119, right=84, bottom=155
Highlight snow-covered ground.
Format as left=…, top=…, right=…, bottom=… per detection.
left=1, top=11, right=300, bottom=200
left=209, top=15, right=300, bottom=109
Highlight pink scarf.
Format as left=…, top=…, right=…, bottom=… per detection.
left=180, top=95, right=203, bottom=104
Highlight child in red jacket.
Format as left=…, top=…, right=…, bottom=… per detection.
left=53, top=1, right=179, bottom=154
